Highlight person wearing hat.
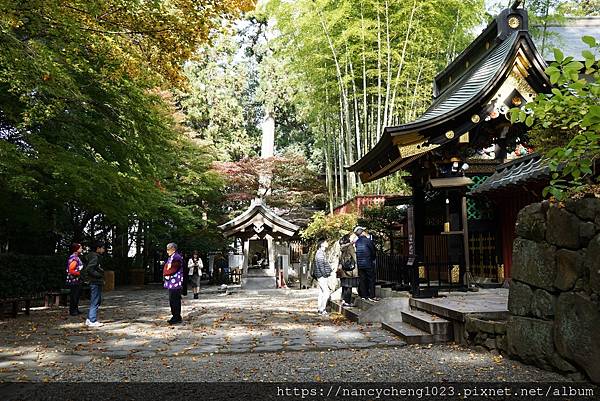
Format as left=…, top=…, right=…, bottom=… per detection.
left=353, top=226, right=377, bottom=301
left=66, top=243, right=84, bottom=316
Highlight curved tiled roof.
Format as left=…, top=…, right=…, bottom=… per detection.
left=411, top=32, right=518, bottom=125
left=218, top=198, right=300, bottom=238
left=469, top=153, right=549, bottom=195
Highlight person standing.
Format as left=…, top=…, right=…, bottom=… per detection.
left=314, top=239, right=332, bottom=315
left=83, top=242, right=106, bottom=327
left=354, top=226, right=377, bottom=301
left=188, top=250, right=203, bottom=299
left=163, top=242, right=184, bottom=324
left=338, top=234, right=359, bottom=307
left=66, top=243, right=84, bottom=316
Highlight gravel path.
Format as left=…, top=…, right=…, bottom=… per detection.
left=0, top=286, right=569, bottom=382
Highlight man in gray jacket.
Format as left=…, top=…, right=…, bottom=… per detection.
left=314, top=239, right=332, bottom=315
left=83, top=242, right=106, bottom=327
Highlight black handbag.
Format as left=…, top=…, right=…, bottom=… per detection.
left=341, top=255, right=355, bottom=271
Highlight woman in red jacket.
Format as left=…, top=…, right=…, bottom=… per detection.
left=66, top=243, right=83, bottom=316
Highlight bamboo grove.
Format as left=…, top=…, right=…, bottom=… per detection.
left=267, top=0, right=487, bottom=208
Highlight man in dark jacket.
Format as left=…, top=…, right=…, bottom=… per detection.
left=83, top=242, right=106, bottom=327
left=354, top=226, right=377, bottom=301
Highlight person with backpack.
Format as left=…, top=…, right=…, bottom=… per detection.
left=313, top=239, right=332, bottom=315
left=66, top=243, right=84, bottom=316
left=338, top=233, right=359, bottom=307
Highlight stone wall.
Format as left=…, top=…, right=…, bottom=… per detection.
left=507, top=197, right=600, bottom=383
left=464, top=316, right=507, bottom=352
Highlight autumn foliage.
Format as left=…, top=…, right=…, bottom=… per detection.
left=213, top=155, right=327, bottom=218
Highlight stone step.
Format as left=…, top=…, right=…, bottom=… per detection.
left=400, top=309, right=452, bottom=336
left=340, top=306, right=360, bottom=322
left=330, top=300, right=343, bottom=313
left=242, top=276, right=276, bottom=290
left=382, top=321, right=450, bottom=344
left=354, top=297, right=377, bottom=310
left=330, top=300, right=360, bottom=322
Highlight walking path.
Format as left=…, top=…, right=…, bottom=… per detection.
left=0, top=286, right=568, bottom=382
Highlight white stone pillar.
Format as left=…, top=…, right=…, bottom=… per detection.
left=242, top=238, right=250, bottom=275
left=267, top=235, right=275, bottom=276
left=261, top=113, right=275, bottom=158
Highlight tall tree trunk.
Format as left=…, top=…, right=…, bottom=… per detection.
left=113, top=222, right=129, bottom=271
left=360, top=1, right=368, bottom=155
left=348, top=55, right=362, bottom=159
left=323, top=118, right=334, bottom=214
left=389, top=0, right=417, bottom=124
left=409, top=61, right=425, bottom=121
left=315, top=5, right=354, bottom=196
left=382, top=0, right=392, bottom=128
left=332, top=119, right=339, bottom=203
left=376, top=11, right=382, bottom=141
left=338, top=97, right=348, bottom=201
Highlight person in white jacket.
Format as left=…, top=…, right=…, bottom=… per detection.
left=188, top=251, right=203, bottom=299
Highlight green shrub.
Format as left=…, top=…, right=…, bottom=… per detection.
left=511, top=36, right=600, bottom=200
left=301, top=211, right=358, bottom=243
left=0, top=254, right=66, bottom=298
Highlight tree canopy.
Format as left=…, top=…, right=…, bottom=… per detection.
left=0, top=0, right=253, bottom=254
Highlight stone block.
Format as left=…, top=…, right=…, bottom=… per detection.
left=580, top=221, right=597, bottom=244
left=465, top=316, right=496, bottom=334
left=474, top=332, right=487, bottom=345
left=585, top=234, right=600, bottom=295
left=515, top=203, right=547, bottom=241
left=496, top=335, right=508, bottom=352
left=550, top=353, right=578, bottom=373
left=494, top=320, right=507, bottom=335
left=554, top=249, right=585, bottom=291
left=484, top=338, right=497, bottom=350
left=531, top=289, right=557, bottom=320
left=512, top=239, right=556, bottom=291
left=566, top=197, right=600, bottom=222
left=554, top=292, right=600, bottom=383
left=507, top=316, right=555, bottom=370
left=508, top=279, right=533, bottom=316
left=546, top=206, right=581, bottom=249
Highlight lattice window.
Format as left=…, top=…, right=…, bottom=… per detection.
left=467, top=176, right=494, bottom=220
left=469, top=232, right=501, bottom=281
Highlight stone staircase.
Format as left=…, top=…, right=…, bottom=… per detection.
left=382, top=309, right=452, bottom=344
left=330, top=287, right=454, bottom=344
